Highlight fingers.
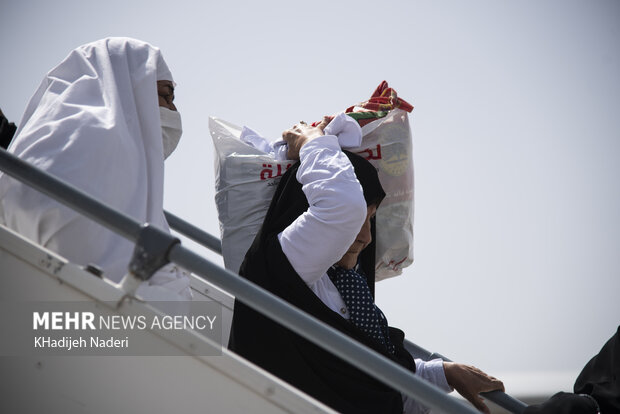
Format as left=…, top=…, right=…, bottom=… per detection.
left=316, top=115, right=333, bottom=131
left=485, top=376, right=505, bottom=393
left=458, top=381, right=491, bottom=414
left=469, top=396, right=490, bottom=414
left=473, top=367, right=504, bottom=393
left=281, top=128, right=298, bottom=144
left=287, top=123, right=309, bottom=136
left=461, top=385, right=492, bottom=414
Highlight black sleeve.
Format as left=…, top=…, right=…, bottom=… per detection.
left=0, top=110, right=17, bottom=150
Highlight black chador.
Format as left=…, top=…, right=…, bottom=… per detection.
left=229, top=151, right=416, bottom=414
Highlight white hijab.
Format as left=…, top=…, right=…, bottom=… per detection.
left=0, top=37, right=191, bottom=299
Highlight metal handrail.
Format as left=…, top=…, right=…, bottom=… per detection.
left=164, top=210, right=221, bottom=254
left=0, top=148, right=482, bottom=413
left=402, top=343, right=527, bottom=413
left=162, top=212, right=527, bottom=414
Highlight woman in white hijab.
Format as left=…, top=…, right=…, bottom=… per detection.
left=0, top=37, right=191, bottom=299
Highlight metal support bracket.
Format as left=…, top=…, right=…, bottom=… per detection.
left=128, top=224, right=180, bottom=281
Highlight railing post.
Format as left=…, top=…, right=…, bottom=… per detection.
left=128, top=224, right=181, bottom=281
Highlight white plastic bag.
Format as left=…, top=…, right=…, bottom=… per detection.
left=210, top=109, right=414, bottom=280
left=210, top=117, right=293, bottom=274
left=350, top=109, right=414, bottom=280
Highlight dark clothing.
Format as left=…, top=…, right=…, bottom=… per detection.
left=524, top=392, right=599, bottom=414
left=574, top=325, right=620, bottom=413
left=0, top=110, right=17, bottom=150
left=228, top=151, right=415, bottom=414
left=525, top=326, right=620, bottom=413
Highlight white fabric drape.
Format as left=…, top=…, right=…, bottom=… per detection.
left=0, top=37, right=191, bottom=299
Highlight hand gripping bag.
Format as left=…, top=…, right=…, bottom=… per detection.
left=211, top=82, right=414, bottom=280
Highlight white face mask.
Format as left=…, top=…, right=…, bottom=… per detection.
left=160, top=106, right=182, bottom=159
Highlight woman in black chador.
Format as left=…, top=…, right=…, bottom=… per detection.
left=229, top=118, right=504, bottom=414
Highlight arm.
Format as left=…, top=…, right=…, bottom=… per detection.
left=278, top=122, right=367, bottom=286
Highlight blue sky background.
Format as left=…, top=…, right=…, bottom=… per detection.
left=2, top=0, right=619, bottom=397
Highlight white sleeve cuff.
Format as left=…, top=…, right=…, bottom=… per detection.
left=415, top=358, right=453, bottom=393
left=402, top=359, right=453, bottom=414
left=297, top=134, right=341, bottom=161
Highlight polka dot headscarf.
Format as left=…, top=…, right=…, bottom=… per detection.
left=328, top=265, right=395, bottom=354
